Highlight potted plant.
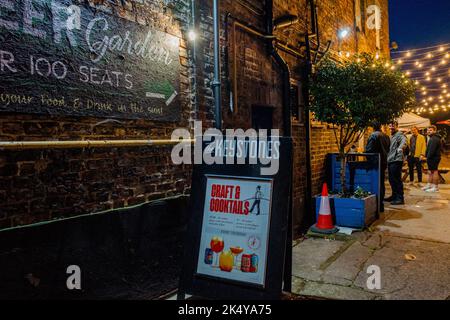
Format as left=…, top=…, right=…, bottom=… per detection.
left=310, top=54, right=416, bottom=228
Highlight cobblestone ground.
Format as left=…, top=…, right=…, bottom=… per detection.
left=291, top=156, right=450, bottom=300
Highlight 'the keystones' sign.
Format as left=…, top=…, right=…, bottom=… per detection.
left=0, top=0, right=181, bottom=121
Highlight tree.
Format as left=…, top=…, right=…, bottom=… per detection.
left=310, top=54, right=416, bottom=195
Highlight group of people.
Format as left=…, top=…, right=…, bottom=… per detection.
left=365, top=122, right=442, bottom=211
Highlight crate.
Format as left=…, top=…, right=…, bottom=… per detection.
left=315, top=194, right=377, bottom=229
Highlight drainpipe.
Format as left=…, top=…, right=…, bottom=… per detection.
left=265, top=1, right=291, bottom=137
left=265, top=0, right=293, bottom=293
left=212, top=0, right=222, bottom=130
left=298, top=0, right=314, bottom=233
left=303, top=31, right=314, bottom=232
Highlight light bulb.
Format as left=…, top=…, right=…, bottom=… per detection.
left=188, top=30, right=197, bottom=41
left=338, top=29, right=350, bottom=39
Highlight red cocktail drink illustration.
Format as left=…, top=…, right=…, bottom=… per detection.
left=210, top=236, right=224, bottom=267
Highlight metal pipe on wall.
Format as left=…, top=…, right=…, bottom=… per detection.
left=0, top=139, right=195, bottom=150
left=265, top=0, right=293, bottom=293
left=212, top=0, right=222, bottom=130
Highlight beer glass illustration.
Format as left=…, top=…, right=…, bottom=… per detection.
left=229, top=246, right=244, bottom=269
left=210, top=236, right=224, bottom=267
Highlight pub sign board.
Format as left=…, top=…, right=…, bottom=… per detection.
left=179, top=137, right=293, bottom=300
left=0, top=0, right=181, bottom=121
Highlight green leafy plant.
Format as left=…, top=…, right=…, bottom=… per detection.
left=310, top=54, right=416, bottom=195
left=353, top=186, right=371, bottom=199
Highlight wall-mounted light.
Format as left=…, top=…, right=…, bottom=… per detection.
left=188, top=30, right=197, bottom=41
left=338, top=28, right=350, bottom=39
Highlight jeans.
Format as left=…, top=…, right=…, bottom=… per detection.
left=380, top=166, right=387, bottom=211
left=388, top=161, right=404, bottom=201
left=408, top=157, right=422, bottom=182
left=250, top=200, right=261, bottom=215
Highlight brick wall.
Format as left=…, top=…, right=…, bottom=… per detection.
left=0, top=0, right=216, bottom=230
left=275, top=0, right=390, bottom=233
left=0, top=0, right=390, bottom=234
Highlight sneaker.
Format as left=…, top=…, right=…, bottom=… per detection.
left=421, top=184, right=432, bottom=191
left=425, top=187, right=439, bottom=193
left=391, top=199, right=405, bottom=205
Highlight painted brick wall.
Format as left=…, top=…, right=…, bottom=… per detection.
left=0, top=0, right=216, bottom=229
left=0, top=0, right=390, bottom=234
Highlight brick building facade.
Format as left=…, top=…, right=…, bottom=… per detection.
left=0, top=0, right=390, bottom=235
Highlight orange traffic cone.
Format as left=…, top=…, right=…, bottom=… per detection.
left=311, top=183, right=338, bottom=234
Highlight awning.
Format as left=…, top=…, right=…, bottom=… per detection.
left=437, top=120, right=450, bottom=126
left=397, top=113, right=431, bottom=130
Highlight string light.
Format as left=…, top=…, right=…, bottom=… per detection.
left=330, top=44, right=449, bottom=115
left=392, top=43, right=449, bottom=115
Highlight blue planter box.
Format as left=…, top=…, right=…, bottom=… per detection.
left=315, top=195, right=377, bottom=229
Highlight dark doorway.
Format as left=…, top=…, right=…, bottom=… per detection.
left=252, top=105, right=274, bottom=130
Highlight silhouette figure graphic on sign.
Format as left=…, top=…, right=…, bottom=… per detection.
left=249, top=186, right=263, bottom=215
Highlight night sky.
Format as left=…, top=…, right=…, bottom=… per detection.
left=389, top=0, right=450, bottom=122
left=389, top=0, right=450, bottom=49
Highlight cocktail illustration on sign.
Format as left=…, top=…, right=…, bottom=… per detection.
left=229, top=246, right=244, bottom=269
left=210, top=236, right=224, bottom=267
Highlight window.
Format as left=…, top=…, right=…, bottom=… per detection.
left=252, top=105, right=273, bottom=130
left=290, top=80, right=304, bottom=123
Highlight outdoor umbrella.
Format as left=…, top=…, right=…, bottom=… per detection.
left=437, top=120, right=450, bottom=126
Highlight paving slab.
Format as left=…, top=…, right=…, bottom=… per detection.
left=321, top=241, right=373, bottom=287
left=292, top=238, right=350, bottom=282
left=353, top=235, right=450, bottom=300
left=295, top=281, right=379, bottom=300
left=375, top=188, right=450, bottom=243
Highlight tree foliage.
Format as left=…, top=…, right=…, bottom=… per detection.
left=310, top=54, right=416, bottom=194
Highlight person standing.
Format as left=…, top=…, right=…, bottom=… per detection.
left=386, top=122, right=407, bottom=205
left=407, top=127, right=426, bottom=186
left=249, top=186, right=263, bottom=215
left=365, top=121, right=391, bottom=212
left=422, top=126, right=442, bottom=193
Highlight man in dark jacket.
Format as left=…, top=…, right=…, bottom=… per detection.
left=386, top=122, right=407, bottom=205
left=366, top=122, right=391, bottom=212
left=423, top=125, right=442, bottom=193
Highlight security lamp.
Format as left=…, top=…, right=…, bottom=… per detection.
left=338, top=28, right=350, bottom=39
left=188, top=30, right=197, bottom=41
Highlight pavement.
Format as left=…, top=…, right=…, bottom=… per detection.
left=291, top=156, right=450, bottom=300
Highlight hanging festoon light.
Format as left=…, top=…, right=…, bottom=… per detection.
left=392, top=43, right=450, bottom=115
